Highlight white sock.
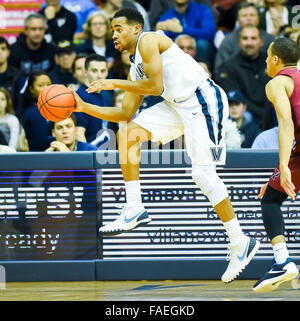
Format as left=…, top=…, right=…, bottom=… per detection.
left=273, top=242, right=289, bottom=264
left=223, top=217, right=247, bottom=247
left=125, top=180, right=143, bottom=208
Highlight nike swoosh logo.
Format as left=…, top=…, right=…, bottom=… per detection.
left=237, top=240, right=249, bottom=261
left=124, top=210, right=145, bottom=223
left=268, top=270, right=287, bottom=275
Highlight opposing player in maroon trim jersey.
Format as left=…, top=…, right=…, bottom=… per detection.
left=253, top=37, right=300, bottom=293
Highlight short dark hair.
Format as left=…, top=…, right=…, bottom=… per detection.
left=51, top=113, right=77, bottom=130
left=113, top=8, right=144, bottom=27
left=0, top=36, right=9, bottom=49
left=72, top=53, right=88, bottom=72
left=85, top=54, right=107, bottom=70
left=271, top=37, right=300, bottom=65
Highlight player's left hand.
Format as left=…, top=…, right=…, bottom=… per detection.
left=86, top=79, right=116, bottom=93
left=280, top=165, right=296, bottom=200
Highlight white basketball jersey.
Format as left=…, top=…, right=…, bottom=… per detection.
left=129, top=31, right=210, bottom=103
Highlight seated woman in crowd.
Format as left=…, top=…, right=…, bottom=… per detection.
left=75, top=11, right=116, bottom=69
left=21, top=71, right=54, bottom=151
left=0, top=87, right=22, bottom=151
left=259, top=0, right=298, bottom=36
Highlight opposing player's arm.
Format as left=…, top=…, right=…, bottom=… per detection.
left=87, top=35, right=164, bottom=96
left=265, top=76, right=296, bottom=199
left=266, top=76, right=294, bottom=167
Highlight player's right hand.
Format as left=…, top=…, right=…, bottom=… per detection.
left=280, top=165, right=296, bottom=200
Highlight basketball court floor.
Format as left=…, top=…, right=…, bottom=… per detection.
left=0, top=279, right=299, bottom=301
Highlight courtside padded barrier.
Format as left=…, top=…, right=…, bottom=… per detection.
left=0, top=149, right=298, bottom=282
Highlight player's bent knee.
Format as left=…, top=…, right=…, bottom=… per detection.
left=192, top=165, right=228, bottom=207
left=127, top=122, right=151, bottom=144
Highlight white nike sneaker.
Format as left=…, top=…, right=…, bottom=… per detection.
left=253, top=258, right=299, bottom=293
left=99, top=206, right=151, bottom=236
left=222, top=237, right=260, bottom=283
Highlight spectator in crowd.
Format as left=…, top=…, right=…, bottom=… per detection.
left=9, top=13, right=56, bottom=76
left=71, top=53, right=88, bottom=91
left=39, top=0, right=77, bottom=44
left=8, top=13, right=57, bottom=115
left=75, top=11, right=116, bottom=68
left=59, top=0, right=98, bottom=37
left=251, top=126, right=279, bottom=149
left=49, top=41, right=77, bottom=87
left=75, top=54, right=113, bottom=145
left=214, top=2, right=274, bottom=71
left=259, top=0, right=298, bottom=37
left=0, top=37, right=19, bottom=105
left=155, top=0, right=216, bottom=66
left=98, top=0, right=151, bottom=31
left=46, top=114, right=97, bottom=151
left=175, top=34, right=197, bottom=59
left=21, top=71, right=54, bottom=151
left=0, top=87, right=21, bottom=151
left=227, top=90, right=261, bottom=148
left=215, top=25, right=271, bottom=128
left=149, top=0, right=211, bottom=30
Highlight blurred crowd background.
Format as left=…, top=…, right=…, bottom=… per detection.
left=0, top=0, right=299, bottom=153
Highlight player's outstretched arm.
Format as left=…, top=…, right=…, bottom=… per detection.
left=86, top=34, right=164, bottom=96
left=73, top=90, right=143, bottom=123
left=265, top=76, right=296, bottom=199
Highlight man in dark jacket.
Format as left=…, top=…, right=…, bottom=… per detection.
left=215, top=25, right=271, bottom=128
left=9, top=13, right=57, bottom=76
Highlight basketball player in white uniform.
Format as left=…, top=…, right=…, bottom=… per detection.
left=73, top=8, right=260, bottom=283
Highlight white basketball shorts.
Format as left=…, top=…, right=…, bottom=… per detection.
left=132, top=81, right=229, bottom=166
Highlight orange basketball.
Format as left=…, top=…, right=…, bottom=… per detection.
left=37, top=84, right=76, bottom=122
